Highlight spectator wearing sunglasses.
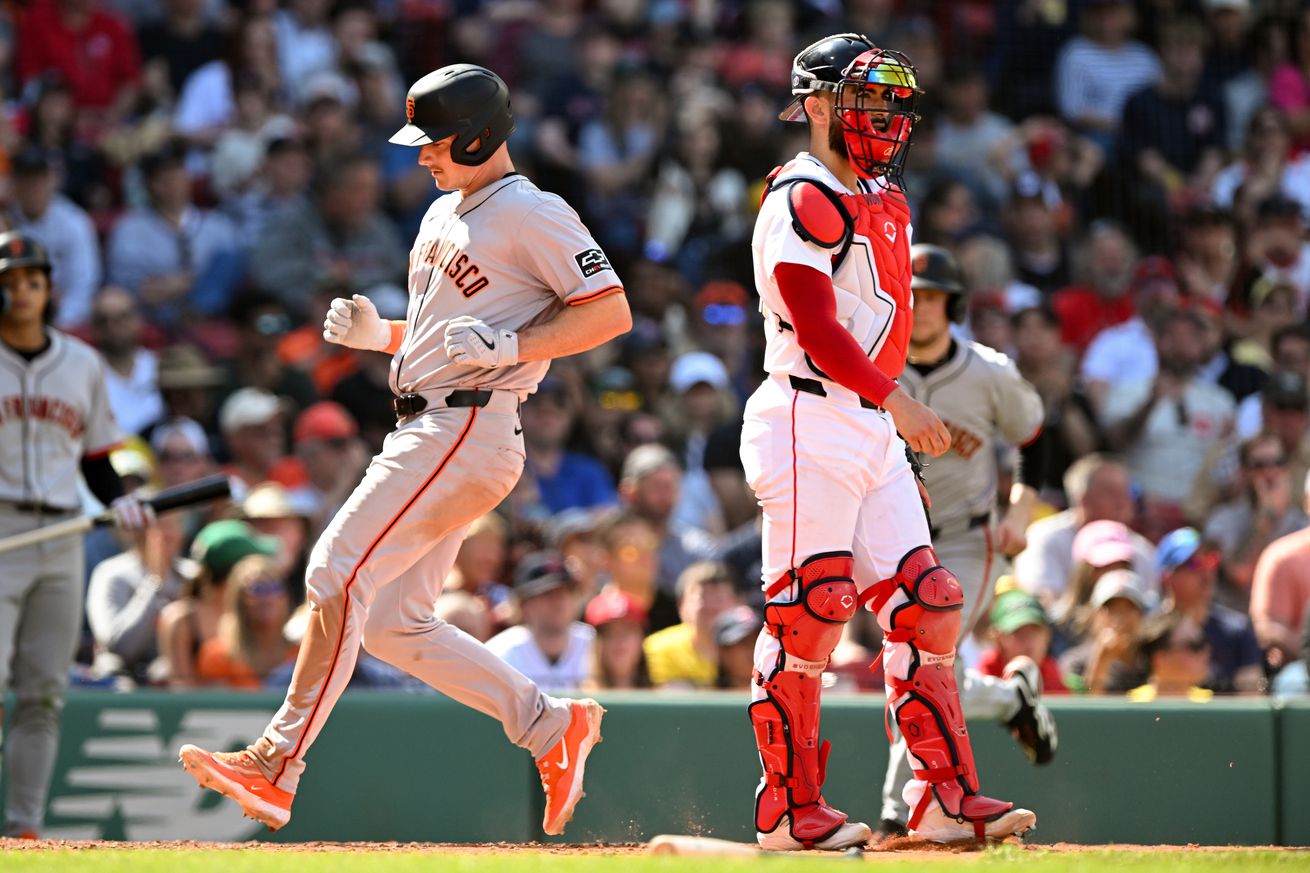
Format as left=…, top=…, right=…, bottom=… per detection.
left=1127, top=612, right=1214, bottom=702
left=290, top=402, right=369, bottom=538
left=1203, top=433, right=1308, bottom=601
left=1156, top=528, right=1264, bottom=693
left=195, top=555, right=297, bottom=690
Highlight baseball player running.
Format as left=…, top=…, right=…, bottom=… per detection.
left=740, top=34, right=1035, bottom=850
left=0, top=231, right=152, bottom=838
left=178, top=65, right=630, bottom=836
left=877, top=244, right=1057, bottom=838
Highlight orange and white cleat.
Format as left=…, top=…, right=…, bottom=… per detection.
left=535, top=698, right=605, bottom=836
left=178, top=744, right=293, bottom=831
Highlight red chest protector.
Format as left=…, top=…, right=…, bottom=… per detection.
left=763, top=165, right=914, bottom=380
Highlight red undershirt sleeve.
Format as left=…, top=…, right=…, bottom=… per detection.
left=773, top=262, right=898, bottom=407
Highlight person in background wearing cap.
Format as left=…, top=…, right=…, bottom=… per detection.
left=1049, top=221, right=1139, bottom=354
left=1059, top=568, right=1151, bottom=693
left=1053, top=0, right=1161, bottom=151
left=583, top=589, right=651, bottom=690
left=0, top=228, right=155, bottom=839
left=1055, top=519, right=1155, bottom=629
left=86, top=511, right=191, bottom=686
left=153, top=344, right=224, bottom=439
left=665, top=351, right=738, bottom=535
left=1118, top=17, right=1225, bottom=246
left=713, top=606, right=762, bottom=690
left=519, top=378, right=618, bottom=515
left=195, top=554, right=298, bottom=689
left=1016, top=455, right=1159, bottom=610
left=1246, top=195, right=1310, bottom=315
left=1102, top=309, right=1236, bottom=539
left=1251, top=470, right=1310, bottom=670
left=157, top=519, right=280, bottom=688
left=486, top=553, right=594, bottom=694
left=215, top=291, right=319, bottom=417
left=978, top=584, right=1069, bottom=697
left=1202, top=433, right=1308, bottom=599
left=643, top=560, right=739, bottom=689
left=6, top=145, right=100, bottom=329
left=241, top=482, right=311, bottom=581
left=1079, top=256, right=1182, bottom=417
left=90, top=287, right=164, bottom=436
left=1126, top=612, right=1214, bottom=702
left=618, top=444, right=716, bottom=594
left=217, top=387, right=302, bottom=490
left=106, top=140, right=242, bottom=324
left=687, top=281, right=754, bottom=398
left=1155, top=527, right=1263, bottom=692
left=290, top=402, right=369, bottom=538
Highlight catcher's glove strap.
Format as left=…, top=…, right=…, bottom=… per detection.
left=1, top=500, right=77, bottom=515
left=929, top=512, right=990, bottom=540
left=393, top=389, right=492, bottom=418
left=789, top=374, right=881, bottom=411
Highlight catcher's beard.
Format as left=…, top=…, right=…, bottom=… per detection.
left=828, top=120, right=849, bottom=160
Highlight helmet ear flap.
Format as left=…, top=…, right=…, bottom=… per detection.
left=948, top=292, right=967, bottom=325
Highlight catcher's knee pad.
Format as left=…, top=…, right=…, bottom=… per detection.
left=864, top=545, right=963, bottom=653
left=762, top=551, right=859, bottom=665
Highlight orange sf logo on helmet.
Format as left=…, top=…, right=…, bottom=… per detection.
left=9, top=238, right=23, bottom=257
left=406, top=97, right=415, bottom=124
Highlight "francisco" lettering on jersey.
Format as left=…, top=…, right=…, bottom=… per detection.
left=0, top=395, right=86, bottom=439
left=414, top=237, right=490, bottom=298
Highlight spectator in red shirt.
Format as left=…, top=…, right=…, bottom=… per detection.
left=978, top=585, right=1070, bottom=694
left=1049, top=221, right=1139, bottom=353
left=15, top=0, right=141, bottom=139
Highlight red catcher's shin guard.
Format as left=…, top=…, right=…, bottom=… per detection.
left=751, top=553, right=858, bottom=846
left=876, top=547, right=1013, bottom=831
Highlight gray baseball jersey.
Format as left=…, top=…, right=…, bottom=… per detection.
left=390, top=174, right=623, bottom=396
left=0, top=331, right=123, bottom=509
left=897, top=339, right=1043, bottom=531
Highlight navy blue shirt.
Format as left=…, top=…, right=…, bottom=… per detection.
left=1204, top=604, right=1263, bottom=692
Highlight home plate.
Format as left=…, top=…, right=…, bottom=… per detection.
left=647, top=835, right=762, bottom=857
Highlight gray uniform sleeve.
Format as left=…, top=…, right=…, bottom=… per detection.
left=84, top=352, right=125, bottom=457
left=993, top=357, right=1045, bottom=446
left=85, top=560, right=179, bottom=663
left=517, top=198, right=623, bottom=304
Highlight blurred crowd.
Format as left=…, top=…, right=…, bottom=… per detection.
left=3, top=0, right=1310, bottom=698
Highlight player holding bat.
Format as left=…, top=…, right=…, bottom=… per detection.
left=0, top=231, right=153, bottom=839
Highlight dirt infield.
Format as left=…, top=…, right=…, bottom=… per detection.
left=0, top=837, right=1302, bottom=856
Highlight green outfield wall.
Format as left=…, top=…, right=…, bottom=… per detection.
left=2, top=691, right=1304, bottom=845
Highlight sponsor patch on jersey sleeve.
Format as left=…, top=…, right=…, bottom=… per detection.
left=574, top=248, right=612, bottom=278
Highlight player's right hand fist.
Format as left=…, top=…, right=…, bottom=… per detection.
left=323, top=294, right=390, bottom=351
left=884, top=388, right=951, bottom=457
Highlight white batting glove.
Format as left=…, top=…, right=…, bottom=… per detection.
left=444, top=316, right=519, bottom=368
left=110, top=494, right=155, bottom=531
left=323, top=294, right=391, bottom=351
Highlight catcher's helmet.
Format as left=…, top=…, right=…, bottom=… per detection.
left=910, top=244, right=967, bottom=324
left=0, top=231, right=52, bottom=278
left=781, top=33, right=922, bottom=186
left=390, top=64, right=515, bottom=166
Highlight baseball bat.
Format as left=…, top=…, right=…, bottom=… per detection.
left=0, top=474, right=232, bottom=556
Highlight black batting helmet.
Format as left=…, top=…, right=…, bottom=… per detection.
left=0, top=231, right=52, bottom=278
left=910, top=244, right=967, bottom=324
left=389, top=64, right=515, bottom=167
